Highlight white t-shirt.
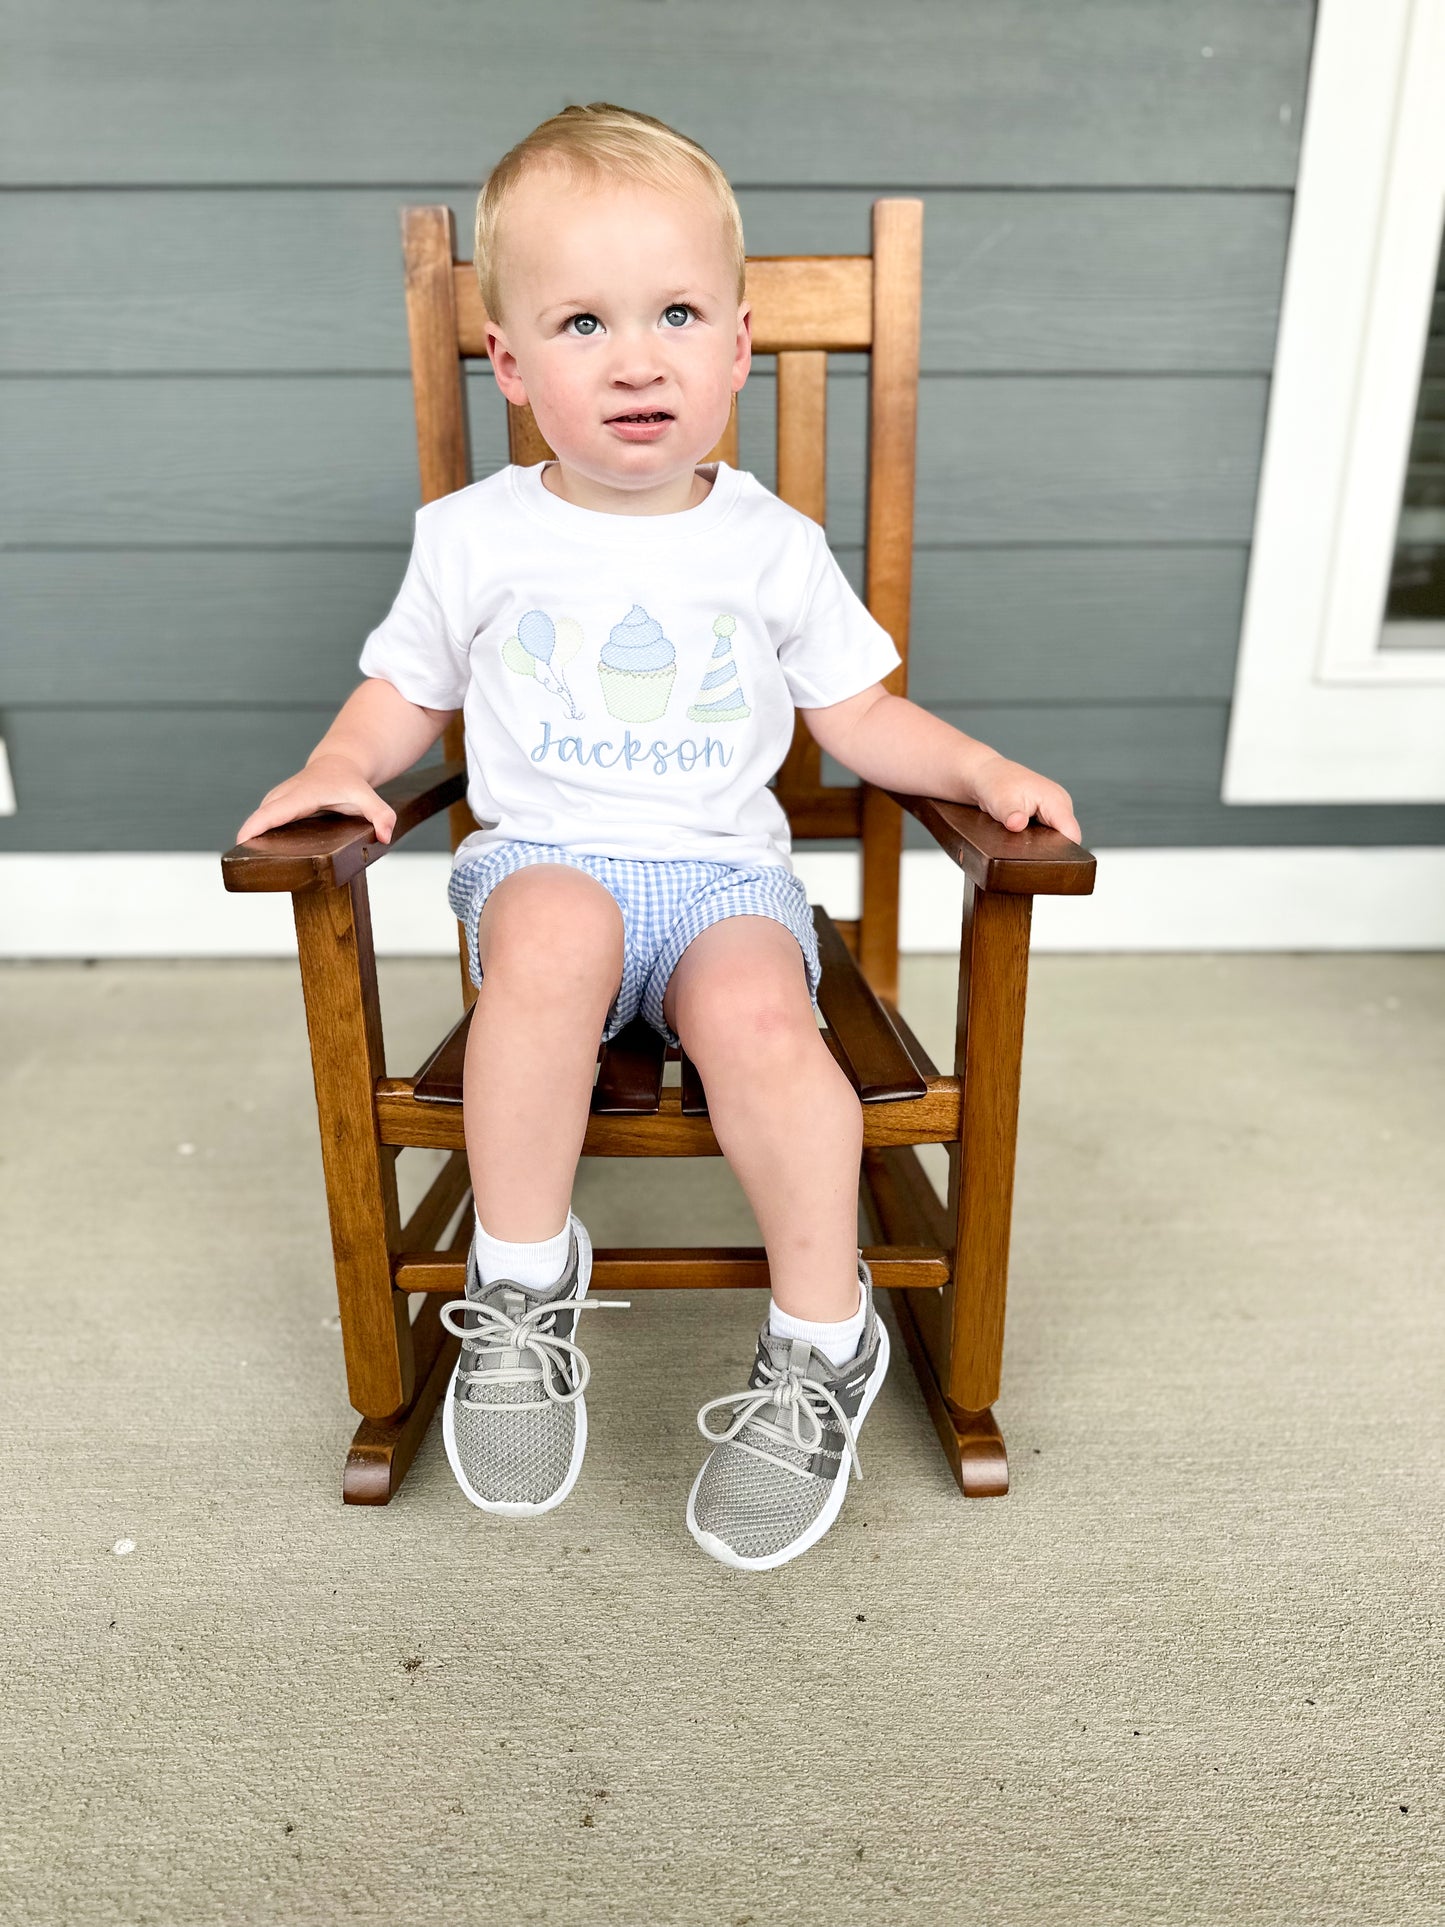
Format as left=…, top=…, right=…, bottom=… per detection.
left=357, top=459, right=903, bottom=873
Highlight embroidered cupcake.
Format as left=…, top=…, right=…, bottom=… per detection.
left=686, top=613, right=751, bottom=723
left=598, top=603, right=677, bottom=722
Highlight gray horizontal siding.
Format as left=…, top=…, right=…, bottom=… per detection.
left=0, top=370, right=1269, bottom=548
left=8, top=706, right=1442, bottom=854
left=0, top=189, right=1292, bottom=375
left=3, top=547, right=1251, bottom=707
left=21, top=0, right=1429, bottom=863
left=2, top=1, right=1311, bottom=189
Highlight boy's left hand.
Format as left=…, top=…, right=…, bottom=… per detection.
left=971, top=752, right=1081, bottom=842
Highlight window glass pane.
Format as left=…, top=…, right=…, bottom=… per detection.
left=1383, top=219, right=1445, bottom=640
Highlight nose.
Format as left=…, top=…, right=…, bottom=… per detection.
left=604, top=327, right=671, bottom=392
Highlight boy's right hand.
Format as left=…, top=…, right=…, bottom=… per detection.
left=235, top=754, right=399, bottom=846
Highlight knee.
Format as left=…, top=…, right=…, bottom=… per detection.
left=478, top=871, right=624, bottom=1002
left=681, top=969, right=816, bottom=1068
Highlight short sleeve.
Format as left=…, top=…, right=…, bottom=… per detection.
left=776, top=524, right=903, bottom=708
left=356, top=516, right=470, bottom=710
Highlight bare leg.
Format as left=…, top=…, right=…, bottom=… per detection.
left=463, top=865, right=625, bottom=1241
left=664, top=916, right=862, bottom=1321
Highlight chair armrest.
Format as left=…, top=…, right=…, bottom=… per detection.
left=882, top=788, right=1096, bottom=896
left=220, top=760, right=468, bottom=895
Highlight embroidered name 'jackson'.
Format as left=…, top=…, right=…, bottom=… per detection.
left=529, top=719, right=737, bottom=775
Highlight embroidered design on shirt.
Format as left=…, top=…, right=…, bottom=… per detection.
left=597, top=604, right=678, bottom=723
left=502, top=608, right=586, bottom=719
left=686, top=614, right=751, bottom=723
left=529, top=720, right=736, bottom=774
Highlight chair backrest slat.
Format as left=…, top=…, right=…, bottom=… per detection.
left=772, top=347, right=830, bottom=806
left=401, top=207, right=472, bottom=505
left=401, top=199, right=923, bottom=998
left=452, top=254, right=873, bottom=356
left=775, top=349, right=827, bottom=524
left=857, top=200, right=923, bottom=993
left=863, top=202, right=922, bottom=703
left=400, top=205, right=480, bottom=856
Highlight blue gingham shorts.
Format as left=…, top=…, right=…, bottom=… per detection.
left=446, top=839, right=822, bottom=1052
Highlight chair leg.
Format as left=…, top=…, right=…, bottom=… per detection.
left=862, top=1144, right=1009, bottom=1497
left=293, top=877, right=416, bottom=1452
left=343, top=1162, right=474, bottom=1505
left=862, top=880, right=1031, bottom=1496
left=945, top=884, right=1032, bottom=1422
left=889, top=1288, right=1009, bottom=1496
left=929, top=881, right=1033, bottom=1492
left=343, top=1295, right=460, bottom=1503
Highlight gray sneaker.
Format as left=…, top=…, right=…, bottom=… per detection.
left=439, top=1213, right=629, bottom=1516
left=687, top=1256, right=890, bottom=1570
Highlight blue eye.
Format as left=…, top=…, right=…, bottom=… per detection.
left=563, top=305, right=696, bottom=335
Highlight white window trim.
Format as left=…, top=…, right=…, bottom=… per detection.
left=1222, top=0, right=1445, bottom=803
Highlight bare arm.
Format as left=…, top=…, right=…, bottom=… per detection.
left=803, top=684, right=1081, bottom=840
left=235, top=676, right=457, bottom=844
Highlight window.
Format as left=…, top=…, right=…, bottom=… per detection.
left=1223, top=0, right=1445, bottom=802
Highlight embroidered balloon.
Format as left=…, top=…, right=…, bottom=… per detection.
left=517, top=608, right=556, bottom=664
left=503, top=607, right=585, bottom=718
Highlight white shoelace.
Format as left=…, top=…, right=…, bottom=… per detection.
left=439, top=1290, right=630, bottom=1408
left=697, top=1353, right=865, bottom=1484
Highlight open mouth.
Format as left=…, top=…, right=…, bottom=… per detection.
left=607, top=411, right=673, bottom=424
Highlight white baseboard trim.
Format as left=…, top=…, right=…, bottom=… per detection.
left=1, top=848, right=1443, bottom=958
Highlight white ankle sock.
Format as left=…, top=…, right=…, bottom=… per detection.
left=769, top=1279, right=865, bottom=1369
left=473, top=1213, right=572, bottom=1291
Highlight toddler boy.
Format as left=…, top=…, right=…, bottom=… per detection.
left=236, top=102, right=1079, bottom=1571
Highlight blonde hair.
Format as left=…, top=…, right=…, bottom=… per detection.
left=475, top=102, right=746, bottom=325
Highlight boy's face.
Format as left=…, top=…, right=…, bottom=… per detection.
left=484, top=165, right=751, bottom=512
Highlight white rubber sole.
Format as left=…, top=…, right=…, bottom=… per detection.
left=441, top=1212, right=593, bottom=1518
left=685, top=1316, right=891, bottom=1571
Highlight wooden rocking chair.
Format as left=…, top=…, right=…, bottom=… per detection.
left=222, top=199, right=1095, bottom=1505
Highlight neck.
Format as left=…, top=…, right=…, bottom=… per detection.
left=540, top=463, right=713, bottom=516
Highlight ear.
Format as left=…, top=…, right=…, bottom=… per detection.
left=486, top=325, right=529, bottom=408
left=732, top=303, right=753, bottom=393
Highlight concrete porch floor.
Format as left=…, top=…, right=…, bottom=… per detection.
left=0, top=951, right=1441, bottom=1925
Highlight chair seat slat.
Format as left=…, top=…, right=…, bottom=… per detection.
left=813, top=907, right=928, bottom=1102
left=412, top=1005, right=471, bottom=1104
left=381, top=1076, right=960, bottom=1149
left=414, top=913, right=929, bottom=1112
left=416, top=1006, right=674, bottom=1115
left=592, top=1017, right=667, bottom=1114
left=679, top=1051, right=709, bottom=1116
left=878, top=996, right=942, bottom=1081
